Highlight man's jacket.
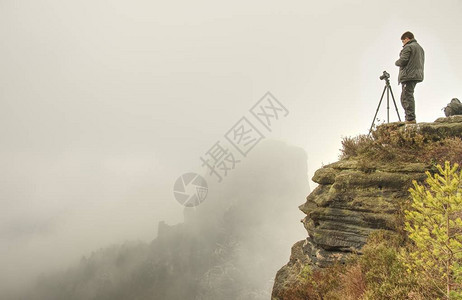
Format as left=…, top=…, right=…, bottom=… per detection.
left=395, top=39, right=425, bottom=83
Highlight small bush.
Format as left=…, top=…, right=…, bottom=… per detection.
left=340, top=135, right=373, bottom=159
left=358, top=231, right=415, bottom=299
left=287, top=263, right=352, bottom=300
left=308, top=264, right=346, bottom=300
left=421, top=137, right=462, bottom=166
left=339, top=264, right=366, bottom=300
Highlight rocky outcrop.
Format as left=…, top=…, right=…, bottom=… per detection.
left=272, top=116, right=462, bottom=299
left=271, top=159, right=427, bottom=299
left=300, top=160, right=427, bottom=267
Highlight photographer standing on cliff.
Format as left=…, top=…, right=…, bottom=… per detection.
left=395, top=31, right=425, bottom=124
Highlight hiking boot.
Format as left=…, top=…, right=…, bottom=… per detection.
left=405, top=119, right=416, bottom=124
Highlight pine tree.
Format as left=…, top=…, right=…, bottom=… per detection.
left=404, top=161, right=462, bottom=299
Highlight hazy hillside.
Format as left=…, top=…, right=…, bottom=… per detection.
left=10, top=140, right=309, bottom=300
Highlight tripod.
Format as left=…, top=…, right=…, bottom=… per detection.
left=368, top=72, right=401, bottom=135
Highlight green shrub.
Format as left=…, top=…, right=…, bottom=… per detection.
left=402, top=162, right=462, bottom=299
left=358, top=231, right=417, bottom=299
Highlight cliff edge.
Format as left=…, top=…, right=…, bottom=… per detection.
left=272, top=116, right=462, bottom=299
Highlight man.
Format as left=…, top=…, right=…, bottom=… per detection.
left=395, top=31, right=425, bottom=124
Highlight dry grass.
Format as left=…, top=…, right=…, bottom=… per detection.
left=282, top=231, right=442, bottom=299
left=340, top=125, right=462, bottom=166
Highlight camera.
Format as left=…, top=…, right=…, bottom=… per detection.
left=379, top=71, right=390, bottom=80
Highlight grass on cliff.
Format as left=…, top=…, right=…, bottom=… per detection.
left=291, top=231, right=440, bottom=300
left=340, top=123, right=462, bottom=166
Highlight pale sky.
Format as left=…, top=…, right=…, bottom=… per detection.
left=1, top=0, right=462, bottom=293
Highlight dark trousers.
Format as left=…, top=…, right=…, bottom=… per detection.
left=400, top=80, right=418, bottom=121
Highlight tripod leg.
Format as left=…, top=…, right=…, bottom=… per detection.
left=388, top=85, right=402, bottom=122
left=387, top=86, right=390, bottom=123
left=369, top=85, right=387, bottom=135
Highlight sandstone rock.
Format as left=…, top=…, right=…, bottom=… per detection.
left=272, top=117, right=462, bottom=298
left=377, top=116, right=462, bottom=141
left=271, top=240, right=312, bottom=300
left=312, top=167, right=339, bottom=185
left=434, top=115, right=462, bottom=123
left=280, top=160, right=426, bottom=277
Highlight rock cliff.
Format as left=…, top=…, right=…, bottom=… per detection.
left=272, top=116, right=462, bottom=299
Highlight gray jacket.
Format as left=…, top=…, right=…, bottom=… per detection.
left=395, top=39, right=425, bottom=83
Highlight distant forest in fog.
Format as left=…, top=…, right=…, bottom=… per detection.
left=7, top=140, right=309, bottom=300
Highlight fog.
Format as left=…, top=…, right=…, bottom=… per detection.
left=1, top=0, right=462, bottom=297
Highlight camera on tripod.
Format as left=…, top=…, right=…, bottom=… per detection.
left=368, top=70, right=402, bottom=135
left=379, top=71, right=390, bottom=81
